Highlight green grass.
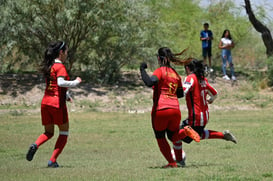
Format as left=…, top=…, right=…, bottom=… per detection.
left=0, top=110, right=273, bottom=181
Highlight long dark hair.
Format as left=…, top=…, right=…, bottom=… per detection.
left=157, top=47, right=189, bottom=67
left=41, top=41, right=67, bottom=80
left=221, top=29, right=232, bottom=40
left=185, top=59, right=205, bottom=81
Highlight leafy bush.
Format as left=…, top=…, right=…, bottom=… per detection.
left=0, top=0, right=162, bottom=83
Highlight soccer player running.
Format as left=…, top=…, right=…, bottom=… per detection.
left=180, top=58, right=237, bottom=154
left=140, top=47, right=200, bottom=168
left=26, top=41, right=82, bottom=168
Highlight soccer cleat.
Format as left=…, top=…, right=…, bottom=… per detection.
left=162, top=162, right=177, bottom=168
left=176, top=160, right=186, bottom=167
left=184, top=126, right=200, bottom=142
left=171, top=149, right=186, bottom=167
left=177, top=150, right=186, bottom=167
left=223, top=130, right=237, bottom=144
left=177, top=154, right=186, bottom=168
left=26, top=143, right=38, bottom=161
left=48, top=160, right=59, bottom=168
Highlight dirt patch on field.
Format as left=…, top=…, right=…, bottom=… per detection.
left=0, top=71, right=272, bottom=114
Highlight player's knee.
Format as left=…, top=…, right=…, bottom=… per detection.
left=44, top=132, right=54, bottom=138
left=154, top=130, right=165, bottom=139
left=166, top=129, right=174, bottom=141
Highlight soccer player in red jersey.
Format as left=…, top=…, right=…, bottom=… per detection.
left=26, top=41, right=82, bottom=168
left=181, top=58, right=237, bottom=145
left=140, top=47, right=200, bottom=168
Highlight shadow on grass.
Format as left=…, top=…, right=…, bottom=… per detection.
left=0, top=71, right=144, bottom=98
left=0, top=73, right=44, bottom=96
left=148, top=162, right=220, bottom=169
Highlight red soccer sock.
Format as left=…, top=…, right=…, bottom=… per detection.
left=156, top=138, right=175, bottom=164
left=202, top=130, right=224, bottom=139
left=35, top=132, right=53, bottom=148
left=49, top=134, right=68, bottom=163
left=173, top=141, right=182, bottom=161
left=171, top=129, right=187, bottom=142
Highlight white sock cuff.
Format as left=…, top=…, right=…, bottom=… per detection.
left=204, top=130, right=209, bottom=139
left=173, top=144, right=182, bottom=150
left=59, top=131, right=69, bottom=136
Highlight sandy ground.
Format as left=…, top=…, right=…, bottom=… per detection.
left=0, top=71, right=271, bottom=115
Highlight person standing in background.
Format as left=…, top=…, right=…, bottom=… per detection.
left=218, top=29, right=236, bottom=81
left=200, top=23, right=213, bottom=72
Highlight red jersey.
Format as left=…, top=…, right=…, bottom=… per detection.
left=41, top=60, right=70, bottom=108
left=183, top=73, right=217, bottom=126
left=152, top=66, right=182, bottom=111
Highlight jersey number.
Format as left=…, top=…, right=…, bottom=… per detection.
left=169, top=82, right=178, bottom=94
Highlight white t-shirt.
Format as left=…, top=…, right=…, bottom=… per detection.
left=221, top=37, right=232, bottom=46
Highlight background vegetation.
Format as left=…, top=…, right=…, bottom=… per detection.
left=0, top=0, right=272, bottom=85
left=0, top=1, right=273, bottom=180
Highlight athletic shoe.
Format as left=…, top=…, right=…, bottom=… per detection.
left=232, top=76, right=236, bottom=81
left=48, top=160, right=59, bottom=168
left=223, top=130, right=237, bottom=144
left=26, top=143, right=38, bottom=161
left=176, top=160, right=186, bottom=167
left=162, top=162, right=177, bottom=168
left=176, top=156, right=186, bottom=167
left=171, top=149, right=186, bottom=167
left=223, top=75, right=230, bottom=80
left=184, top=126, right=200, bottom=142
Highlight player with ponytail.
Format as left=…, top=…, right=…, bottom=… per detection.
left=181, top=58, right=237, bottom=148
left=26, top=41, right=82, bottom=167
left=140, top=47, right=200, bottom=168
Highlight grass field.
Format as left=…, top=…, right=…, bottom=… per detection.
left=0, top=109, right=273, bottom=181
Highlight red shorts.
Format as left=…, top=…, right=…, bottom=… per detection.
left=41, top=104, right=68, bottom=125
left=152, top=109, right=181, bottom=132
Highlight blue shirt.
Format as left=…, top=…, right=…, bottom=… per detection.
left=200, top=30, right=213, bottom=48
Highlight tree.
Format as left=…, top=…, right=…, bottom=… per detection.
left=0, top=0, right=161, bottom=83
left=1, top=0, right=97, bottom=71
left=244, top=0, right=273, bottom=57
left=244, top=0, right=273, bottom=86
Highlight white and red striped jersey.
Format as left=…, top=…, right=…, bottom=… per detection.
left=183, top=73, right=217, bottom=126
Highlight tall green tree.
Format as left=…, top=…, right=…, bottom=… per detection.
left=244, top=0, right=273, bottom=86
left=0, top=0, right=161, bottom=83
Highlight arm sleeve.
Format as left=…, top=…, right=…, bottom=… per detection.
left=140, top=68, right=158, bottom=87
left=57, top=77, right=80, bottom=88
left=183, top=76, right=194, bottom=95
